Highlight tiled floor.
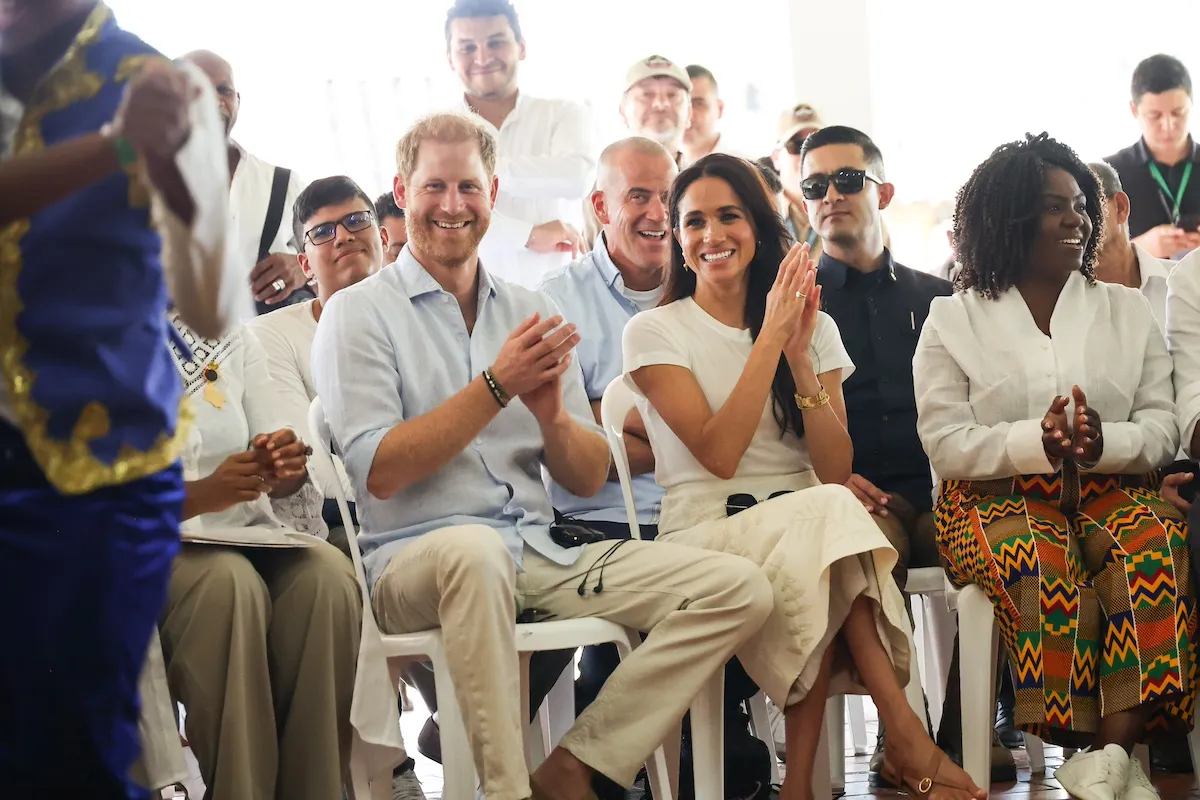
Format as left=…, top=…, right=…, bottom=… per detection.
left=400, top=691, right=1200, bottom=800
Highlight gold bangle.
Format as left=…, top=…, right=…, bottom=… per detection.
left=794, top=385, right=830, bottom=410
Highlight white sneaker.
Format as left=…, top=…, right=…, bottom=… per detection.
left=1121, top=756, right=1160, bottom=800
left=1055, top=745, right=1129, bottom=800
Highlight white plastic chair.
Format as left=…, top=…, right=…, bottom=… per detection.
left=953, top=583, right=1045, bottom=794
left=308, top=398, right=677, bottom=800
left=600, top=377, right=764, bottom=792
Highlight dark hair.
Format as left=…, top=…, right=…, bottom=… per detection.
left=1132, top=54, right=1191, bottom=102
left=1087, top=161, right=1123, bottom=200
left=685, top=64, right=716, bottom=90
left=754, top=159, right=783, bottom=195
left=374, top=191, right=404, bottom=222
left=445, top=0, right=523, bottom=45
left=292, top=175, right=374, bottom=249
left=953, top=133, right=1102, bottom=299
left=799, top=125, right=886, bottom=180
left=665, top=153, right=806, bottom=438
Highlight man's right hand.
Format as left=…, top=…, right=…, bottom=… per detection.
left=1134, top=224, right=1200, bottom=258
left=111, top=60, right=197, bottom=160
left=526, top=221, right=584, bottom=257
left=490, top=313, right=580, bottom=398
left=846, top=473, right=891, bottom=516
left=187, top=451, right=271, bottom=516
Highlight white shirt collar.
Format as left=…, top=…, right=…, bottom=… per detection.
left=1135, top=243, right=1172, bottom=290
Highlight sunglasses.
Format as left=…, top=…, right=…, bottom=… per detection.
left=304, top=209, right=375, bottom=246
left=783, top=133, right=811, bottom=156
left=799, top=168, right=883, bottom=201
left=726, top=490, right=794, bottom=517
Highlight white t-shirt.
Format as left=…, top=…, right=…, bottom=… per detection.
left=622, top=297, right=854, bottom=490
left=621, top=283, right=666, bottom=313
left=248, top=299, right=352, bottom=500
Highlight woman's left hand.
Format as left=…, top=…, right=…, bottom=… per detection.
left=783, top=255, right=822, bottom=365
left=251, top=428, right=309, bottom=485
left=1069, top=385, right=1103, bottom=466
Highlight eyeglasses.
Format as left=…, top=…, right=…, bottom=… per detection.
left=726, top=490, right=794, bottom=517
left=304, top=210, right=375, bottom=246
left=799, top=168, right=883, bottom=201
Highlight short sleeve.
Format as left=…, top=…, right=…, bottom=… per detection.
left=621, top=308, right=689, bottom=395
left=809, top=311, right=855, bottom=382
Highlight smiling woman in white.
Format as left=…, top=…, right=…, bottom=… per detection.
left=915, top=134, right=1191, bottom=800
left=624, top=154, right=982, bottom=800
left=149, top=318, right=409, bottom=800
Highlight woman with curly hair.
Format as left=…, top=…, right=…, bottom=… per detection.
left=915, top=133, right=1194, bottom=800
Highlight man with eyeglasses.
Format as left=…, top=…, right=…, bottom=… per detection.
left=184, top=49, right=313, bottom=313
left=800, top=125, right=1018, bottom=786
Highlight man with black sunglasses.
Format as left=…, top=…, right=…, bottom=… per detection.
left=800, top=125, right=1018, bottom=786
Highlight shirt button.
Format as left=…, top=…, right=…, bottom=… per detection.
left=475, top=438, right=483, bottom=446
left=443, top=296, right=451, bottom=304
left=882, top=415, right=889, bottom=423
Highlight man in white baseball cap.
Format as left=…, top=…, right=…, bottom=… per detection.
left=619, top=54, right=692, bottom=159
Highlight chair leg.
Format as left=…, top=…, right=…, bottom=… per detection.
left=429, top=652, right=476, bottom=800
left=689, top=674, right=725, bottom=800
left=748, top=692, right=782, bottom=784
left=812, top=704, right=834, bottom=800
left=828, top=697, right=845, bottom=793
left=1026, top=734, right=1046, bottom=775
left=847, top=695, right=869, bottom=756
left=959, top=585, right=998, bottom=796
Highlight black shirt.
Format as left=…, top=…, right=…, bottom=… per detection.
left=1105, top=137, right=1200, bottom=238
left=816, top=250, right=951, bottom=512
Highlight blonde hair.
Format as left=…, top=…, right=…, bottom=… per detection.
left=395, top=113, right=498, bottom=181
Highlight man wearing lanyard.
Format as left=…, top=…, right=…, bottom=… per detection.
left=1105, top=54, right=1200, bottom=259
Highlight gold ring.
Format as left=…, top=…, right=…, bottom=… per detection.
left=795, top=291, right=806, bottom=300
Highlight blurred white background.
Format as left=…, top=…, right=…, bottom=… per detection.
left=106, top=0, right=1200, bottom=269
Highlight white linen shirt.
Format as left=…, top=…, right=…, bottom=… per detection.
left=229, top=141, right=306, bottom=275
left=914, top=271, right=1177, bottom=481
left=462, top=93, right=596, bottom=288
left=248, top=300, right=352, bottom=501
left=1166, top=248, right=1200, bottom=455
left=1136, top=243, right=1172, bottom=332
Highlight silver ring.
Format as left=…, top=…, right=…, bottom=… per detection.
left=271, top=279, right=286, bottom=293
left=795, top=291, right=806, bottom=300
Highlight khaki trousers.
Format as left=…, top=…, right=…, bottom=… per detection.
left=159, top=540, right=361, bottom=800
left=660, top=484, right=912, bottom=709
left=372, top=525, right=774, bottom=800
left=868, top=494, right=939, bottom=589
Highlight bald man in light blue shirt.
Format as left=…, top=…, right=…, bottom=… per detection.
left=539, top=137, right=678, bottom=537
left=311, top=112, right=771, bottom=800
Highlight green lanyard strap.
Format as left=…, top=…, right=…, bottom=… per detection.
left=1148, top=160, right=1193, bottom=224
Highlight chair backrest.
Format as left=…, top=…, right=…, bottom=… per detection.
left=307, top=396, right=370, bottom=591
left=599, top=376, right=643, bottom=541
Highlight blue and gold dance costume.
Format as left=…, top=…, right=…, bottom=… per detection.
left=0, top=5, right=189, bottom=797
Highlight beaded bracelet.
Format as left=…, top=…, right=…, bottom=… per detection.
left=482, top=368, right=510, bottom=408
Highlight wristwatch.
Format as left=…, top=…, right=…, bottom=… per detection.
left=795, top=385, right=830, bottom=410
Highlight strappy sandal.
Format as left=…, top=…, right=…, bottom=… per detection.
left=881, top=748, right=983, bottom=799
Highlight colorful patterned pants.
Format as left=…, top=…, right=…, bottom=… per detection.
left=935, top=471, right=1197, bottom=742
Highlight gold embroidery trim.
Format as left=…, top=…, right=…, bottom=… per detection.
left=0, top=2, right=188, bottom=495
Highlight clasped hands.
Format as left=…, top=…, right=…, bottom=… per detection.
left=490, top=313, right=581, bottom=425
left=1041, top=385, right=1102, bottom=467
